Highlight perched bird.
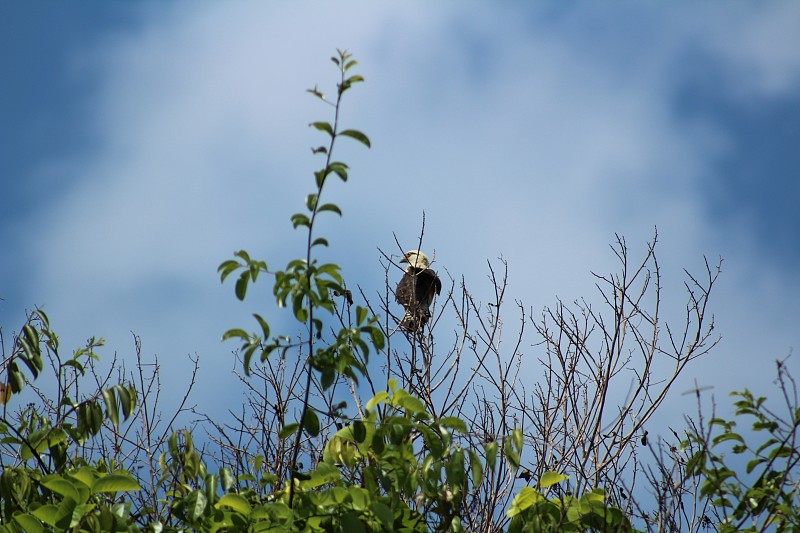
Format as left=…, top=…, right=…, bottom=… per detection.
left=395, top=250, right=442, bottom=332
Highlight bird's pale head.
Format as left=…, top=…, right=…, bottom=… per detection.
left=400, top=250, right=431, bottom=270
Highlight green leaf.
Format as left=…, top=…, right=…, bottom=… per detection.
left=222, top=328, right=250, bottom=342
left=13, top=514, right=44, bottom=533
left=220, top=467, right=234, bottom=492
left=419, top=424, right=444, bottom=458
left=485, top=441, right=498, bottom=471
left=507, top=487, right=543, bottom=517
left=293, top=294, right=308, bottom=323
left=303, top=462, right=342, bottom=489
left=31, top=505, right=61, bottom=527
left=309, top=121, right=334, bottom=136
left=215, top=493, right=251, bottom=516
left=234, top=249, right=252, bottom=261
left=218, top=259, right=241, bottom=282
left=279, top=423, right=300, bottom=440
left=235, top=273, right=249, bottom=301
left=252, top=314, right=270, bottom=339
left=320, top=367, right=335, bottom=391
left=305, top=193, right=318, bottom=211
left=327, top=162, right=349, bottom=182
left=117, top=385, right=135, bottom=419
left=102, top=388, right=119, bottom=427
left=746, top=457, right=765, bottom=474
left=339, top=129, right=371, bottom=148
left=369, top=327, right=384, bottom=351
left=583, top=487, right=606, bottom=503
left=769, top=445, right=792, bottom=459
left=312, top=237, right=329, bottom=248
left=9, top=362, right=26, bottom=392
left=446, top=447, right=466, bottom=488
left=318, top=203, right=342, bottom=216
left=41, top=477, right=81, bottom=503
left=342, top=75, right=365, bottom=89
left=315, top=170, right=326, bottom=188
left=396, top=394, right=427, bottom=416
left=712, top=432, right=744, bottom=446
left=755, top=437, right=779, bottom=455
left=92, top=473, right=141, bottom=493
left=539, top=471, right=569, bottom=489
left=303, top=410, right=320, bottom=437
left=353, top=421, right=367, bottom=443
left=71, top=467, right=98, bottom=488
left=316, top=262, right=344, bottom=283
left=468, top=449, right=484, bottom=488
left=21, top=428, right=68, bottom=460
left=185, top=490, right=208, bottom=521
left=504, top=443, right=520, bottom=470
left=291, top=213, right=310, bottom=229
left=511, top=428, right=523, bottom=453
left=753, top=420, right=779, bottom=432
left=83, top=402, right=104, bottom=437
left=503, top=429, right=524, bottom=470
left=340, top=512, right=365, bottom=533
left=439, top=417, right=468, bottom=433
left=370, top=502, right=393, bottom=530
left=63, top=359, right=85, bottom=374
left=685, top=450, right=705, bottom=476
left=350, top=488, right=368, bottom=511
left=366, top=392, right=388, bottom=411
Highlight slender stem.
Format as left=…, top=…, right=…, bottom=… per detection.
left=288, top=55, right=346, bottom=506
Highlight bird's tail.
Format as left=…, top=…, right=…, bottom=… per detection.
left=400, top=307, right=431, bottom=333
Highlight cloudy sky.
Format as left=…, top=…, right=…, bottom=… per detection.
left=2, top=2, right=799, bottom=434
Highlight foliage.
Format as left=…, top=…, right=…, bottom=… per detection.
left=637, top=359, right=800, bottom=532
left=0, top=311, right=140, bottom=532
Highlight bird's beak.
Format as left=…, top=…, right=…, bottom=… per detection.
left=399, top=256, right=408, bottom=264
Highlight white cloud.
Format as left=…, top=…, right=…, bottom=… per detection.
left=699, top=2, right=800, bottom=97
left=17, top=1, right=800, bottom=417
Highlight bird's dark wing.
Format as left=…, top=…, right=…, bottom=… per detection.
left=416, top=269, right=441, bottom=308
left=427, top=268, right=442, bottom=296
left=395, top=271, right=416, bottom=307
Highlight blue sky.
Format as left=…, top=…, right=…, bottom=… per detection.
left=2, top=2, right=799, bottom=436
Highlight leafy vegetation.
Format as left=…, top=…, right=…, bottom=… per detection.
left=1, top=50, right=798, bottom=532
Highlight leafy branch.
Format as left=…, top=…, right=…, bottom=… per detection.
left=218, top=49, right=382, bottom=505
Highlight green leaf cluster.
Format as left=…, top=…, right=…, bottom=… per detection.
left=0, top=311, right=140, bottom=532
left=216, top=52, right=385, bottom=505
left=507, top=485, right=635, bottom=532
left=0, top=466, right=140, bottom=533
left=219, top=50, right=376, bottom=385
left=679, top=384, right=800, bottom=532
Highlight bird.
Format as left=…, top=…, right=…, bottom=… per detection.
left=395, top=250, right=442, bottom=332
